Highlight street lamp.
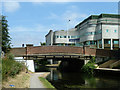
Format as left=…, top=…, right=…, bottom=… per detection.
left=67, top=19, right=70, bottom=46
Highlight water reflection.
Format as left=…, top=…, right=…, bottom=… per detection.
left=47, top=68, right=120, bottom=89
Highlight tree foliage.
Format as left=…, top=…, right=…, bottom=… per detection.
left=1, top=16, right=11, bottom=53
left=40, top=42, right=46, bottom=46
left=81, top=57, right=97, bottom=75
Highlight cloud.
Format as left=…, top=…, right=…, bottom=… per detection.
left=3, top=2, right=20, bottom=12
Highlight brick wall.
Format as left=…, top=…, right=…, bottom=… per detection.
left=10, top=47, right=26, bottom=56
left=84, top=46, right=96, bottom=56
left=26, top=46, right=83, bottom=54
left=10, top=46, right=120, bottom=59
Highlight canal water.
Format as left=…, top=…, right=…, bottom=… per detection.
left=46, top=68, right=120, bottom=89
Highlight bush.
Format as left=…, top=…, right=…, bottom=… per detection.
left=2, top=54, right=26, bottom=80
left=81, top=57, right=97, bottom=74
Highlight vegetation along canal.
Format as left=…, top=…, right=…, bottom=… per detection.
left=46, top=68, right=120, bottom=89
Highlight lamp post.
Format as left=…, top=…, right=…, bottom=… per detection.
left=67, top=20, right=70, bottom=46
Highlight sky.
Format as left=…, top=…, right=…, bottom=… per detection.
left=1, top=1, right=118, bottom=47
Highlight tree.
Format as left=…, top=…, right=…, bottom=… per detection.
left=40, top=42, right=46, bottom=46
left=1, top=16, right=11, bottom=53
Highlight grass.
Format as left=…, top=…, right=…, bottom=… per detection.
left=2, top=71, right=30, bottom=88
left=39, top=77, right=55, bottom=88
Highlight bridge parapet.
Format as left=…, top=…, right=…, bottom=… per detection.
left=10, top=47, right=26, bottom=56
left=10, top=46, right=120, bottom=59
left=84, top=46, right=96, bottom=56
left=26, top=46, right=83, bottom=54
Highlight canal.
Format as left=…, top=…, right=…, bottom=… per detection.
left=46, top=68, right=120, bottom=89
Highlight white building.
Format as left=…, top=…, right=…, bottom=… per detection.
left=45, top=28, right=80, bottom=46
left=46, top=14, right=120, bottom=50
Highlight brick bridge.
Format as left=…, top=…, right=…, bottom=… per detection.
left=10, top=46, right=120, bottom=60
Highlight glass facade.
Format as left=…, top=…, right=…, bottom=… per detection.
left=56, top=35, right=79, bottom=39
left=85, top=41, right=97, bottom=45
left=104, top=39, right=111, bottom=44
left=114, top=40, right=118, bottom=44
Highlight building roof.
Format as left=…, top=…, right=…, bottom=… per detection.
left=75, top=13, right=120, bottom=28
left=45, top=30, right=53, bottom=37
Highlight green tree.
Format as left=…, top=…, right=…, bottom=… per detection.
left=81, top=57, right=97, bottom=75
left=40, top=42, right=46, bottom=46
left=1, top=16, right=11, bottom=53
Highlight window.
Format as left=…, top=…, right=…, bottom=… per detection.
left=85, top=41, right=90, bottom=45
left=91, top=32, right=96, bottom=35
left=90, top=41, right=96, bottom=45
left=71, top=36, right=74, bottom=38
left=68, top=36, right=70, bottom=38
left=85, top=32, right=91, bottom=35
left=56, top=36, right=59, bottom=38
left=60, top=36, right=64, bottom=38
left=114, top=40, right=118, bottom=44
left=64, top=36, right=66, bottom=38
left=114, top=30, right=117, bottom=33
left=106, top=29, right=109, bottom=32
left=104, top=39, right=111, bottom=44
left=71, top=36, right=79, bottom=38
left=99, top=40, right=102, bottom=44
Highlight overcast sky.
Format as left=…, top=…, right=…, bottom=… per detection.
left=1, top=1, right=118, bottom=47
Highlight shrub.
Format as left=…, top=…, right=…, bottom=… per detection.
left=81, top=57, right=97, bottom=74
left=2, top=54, right=26, bottom=80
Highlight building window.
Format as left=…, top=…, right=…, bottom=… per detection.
left=90, top=41, right=96, bottom=45
left=85, top=32, right=91, bottom=35
left=106, top=29, right=109, bottom=32
left=71, top=36, right=79, bottom=38
left=104, top=39, right=111, bottom=44
left=114, top=30, right=117, bottom=33
left=71, top=36, right=74, bottom=38
left=68, top=36, right=70, bottom=38
left=56, top=36, right=59, bottom=38
left=60, top=36, right=64, bottom=38
left=91, top=32, right=96, bottom=35
left=64, top=36, right=66, bottom=38
left=114, top=40, right=118, bottom=44
left=99, top=40, right=102, bottom=44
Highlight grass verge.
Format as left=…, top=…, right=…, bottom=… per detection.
left=2, top=71, right=30, bottom=88
left=39, top=77, right=55, bottom=88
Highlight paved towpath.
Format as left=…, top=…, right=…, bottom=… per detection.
left=30, top=73, right=46, bottom=88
